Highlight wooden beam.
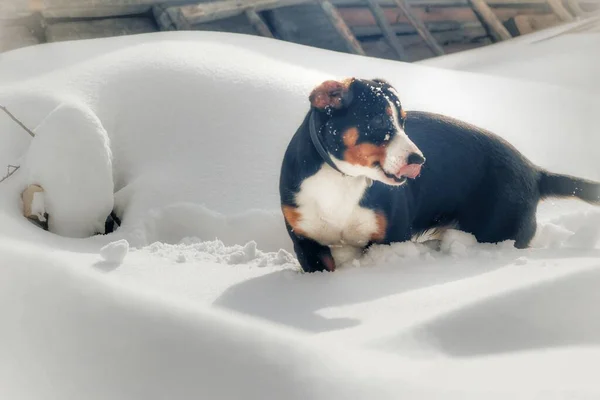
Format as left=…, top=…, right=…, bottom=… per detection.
left=566, top=0, right=587, bottom=16
left=332, top=0, right=550, bottom=6
left=468, top=0, right=512, bottom=41
left=336, top=7, right=546, bottom=30
left=318, top=0, right=367, bottom=55
left=245, top=9, right=275, bottom=37
left=392, top=0, right=445, bottom=55
left=332, top=0, right=598, bottom=7
left=365, top=0, right=408, bottom=59
left=352, top=20, right=484, bottom=36
left=546, top=0, right=574, bottom=21
left=178, top=0, right=313, bottom=25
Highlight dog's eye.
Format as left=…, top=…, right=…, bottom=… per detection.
left=371, top=115, right=391, bottom=130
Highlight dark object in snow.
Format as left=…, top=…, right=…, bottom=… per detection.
left=280, top=77, right=600, bottom=273
left=104, top=211, right=121, bottom=235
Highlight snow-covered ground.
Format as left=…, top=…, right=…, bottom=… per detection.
left=1, top=26, right=599, bottom=399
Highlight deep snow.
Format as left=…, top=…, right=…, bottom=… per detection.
left=1, top=27, right=600, bottom=399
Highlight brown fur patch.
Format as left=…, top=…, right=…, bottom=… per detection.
left=400, top=109, right=407, bottom=120
left=386, top=106, right=393, bottom=116
left=309, top=78, right=354, bottom=110
left=371, top=212, right=388, bottom=242
left=282, top=205, right=305, bottom=236
left=343, top=127, right=386, bottom=167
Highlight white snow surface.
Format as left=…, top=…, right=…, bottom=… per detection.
left=420, top=16, right=600, bottom=93
left=1, top=30, right=599, bottom=398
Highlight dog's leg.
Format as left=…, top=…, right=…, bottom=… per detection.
left=286, top=226, right=335, bottom=273
left=330, top=245, right=363, bottom=267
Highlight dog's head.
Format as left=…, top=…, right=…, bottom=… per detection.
left=309, top=77, right=424, bottom=186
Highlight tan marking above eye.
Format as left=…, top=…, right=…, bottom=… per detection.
left=343, top=127, right=359, bottom=147
left=342, top=127, right=386, bottom=167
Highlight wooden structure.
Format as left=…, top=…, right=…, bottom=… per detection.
left=1, top=0, right=598, bottom=61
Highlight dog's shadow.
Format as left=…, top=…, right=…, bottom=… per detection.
left=213, top=247, right=600, bottom=334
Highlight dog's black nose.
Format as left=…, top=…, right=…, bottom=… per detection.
left=407, top=152, right=425, bottom=165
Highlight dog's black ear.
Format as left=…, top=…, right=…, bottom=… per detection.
left=309, top=78, right=355, bottom=111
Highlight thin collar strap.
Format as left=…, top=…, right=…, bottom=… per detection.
left=308, top=109, right=346, bottom=175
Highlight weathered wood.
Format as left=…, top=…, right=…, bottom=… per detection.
left=509, top=13, right=560, bottom=34
left=245, top=9, right=275, bottom=37
left=468, top=0, right=512, bottom=41
left=0, top=26, right=39, bottom=52
left=362, top=34, right=489, bottom=61
left=392, top=0, right=445, bottom=55
left=45, top=17, right=157, bottom=42
left=352, top=20, right=484, bottom=36
left=337, top=6, right=545, bottom=28
left=566, top=0, right=587, bottom=15
left=268, top=4, right=354, bottom=53
left=333, top=0, right=572, bottom=6
left=179, top=0, right=313, bottom=25
left=41, top=5, right=151, bottom=19
left=546, top=0, right=574, bottom=21
left=0, top=0, right=188, bottom=20
left=319, top=0, right=367, bottom=55
left=365, top=0, right=408, bottom=59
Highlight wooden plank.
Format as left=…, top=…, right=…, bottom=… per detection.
left=566, top=0, right=587, bottom=16
left=332, top=0, right=597, bottom=8
left=509, top=13, right=560, bottom=34
left=546, top=0, right=574, bottom=21
left=336, top=6, right=546, bottom=27
left=41, top=5, right=151, bottom=19
left=365, top=0, right=408, bottom=59
left=45, top=17, right=157, bottom=42
left=318, top=0, right=367, bottom=55
left=0, top=25, right=39, bottom=53
left=468, top=0, right=512, bottom=41
left=332, top=0, right=548, bottom=6
left=352, top=20, right=484, bottom=36
left=245, top=9, right=275, bottom=37
left=392, top=0, right=445, bottom=55
left=268, top=4, right=355, bottom=53
left=179, top=0, right=313, bottom=25
left=1, top=0, right=187, bottom=19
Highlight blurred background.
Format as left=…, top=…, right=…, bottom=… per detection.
left=0, top=0, right=599, bottom=62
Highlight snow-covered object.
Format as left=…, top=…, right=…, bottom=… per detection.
left=100, top=239, right=129, bottom=264
left=21, top=102, right=114, bottom=238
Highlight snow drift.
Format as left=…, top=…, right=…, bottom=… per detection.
left=1, top=29, right=600, bottom=398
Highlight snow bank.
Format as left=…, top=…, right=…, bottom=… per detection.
left=20, top=102, right=114, bottom=237
left=421, top=17, right=600, bottom=93
left=0, top=240, right=418, bottom=400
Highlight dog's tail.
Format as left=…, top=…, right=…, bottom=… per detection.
left=538, top=170, right=600, bottom=205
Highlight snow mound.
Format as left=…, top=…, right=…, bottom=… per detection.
left=100, top=239, right=129, bottom=264
left=142, top=237, right=298, bottom=268
left=421, top=17, right=600, bottom=93
left=20, top=102, right=114, bottom=237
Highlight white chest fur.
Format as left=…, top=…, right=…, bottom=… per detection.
left=295, top=165, right=382, bottom=248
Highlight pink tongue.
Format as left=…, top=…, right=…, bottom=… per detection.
left=396, top=164, right=422, bottom=179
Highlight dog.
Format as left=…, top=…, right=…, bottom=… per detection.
left=279, top=77, right=600, bottom=273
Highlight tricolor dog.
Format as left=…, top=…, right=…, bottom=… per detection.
left=279, top=77, right=600, bottom=273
